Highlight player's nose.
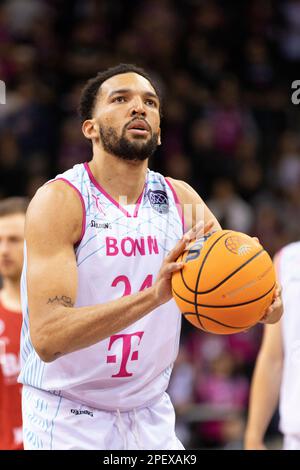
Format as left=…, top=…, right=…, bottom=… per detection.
left=0, top=241, right=9, bottom=254
left=130, top=96, right=146, bottom=117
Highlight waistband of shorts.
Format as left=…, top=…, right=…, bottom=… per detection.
left=60, top=390, right=166, bottom=412
left=24, top=385, right=166, bottom=413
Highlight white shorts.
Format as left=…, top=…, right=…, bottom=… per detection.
left=283, top=434, right=300, bottom=450
left=22, top=386, right=184, bottom=450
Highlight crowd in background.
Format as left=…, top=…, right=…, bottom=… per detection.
left=1, top=0, right=300, bottom=448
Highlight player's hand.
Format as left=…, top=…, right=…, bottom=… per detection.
left=153, top=220, right=215, bottom=305
left=259, top=282, right=283, bottom=324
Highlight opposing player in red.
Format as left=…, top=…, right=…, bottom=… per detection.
left=0, top=197, right=28, bottom=450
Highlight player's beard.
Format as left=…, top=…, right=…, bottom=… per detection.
left=99, top=125, right=159, bottom=161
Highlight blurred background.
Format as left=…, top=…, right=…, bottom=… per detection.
left=1, top=0, right=300, bottom=449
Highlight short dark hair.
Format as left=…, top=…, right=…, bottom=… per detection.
left=0, top=197, right=29, bottom=217
left=78, top=63, right=162, bottom=123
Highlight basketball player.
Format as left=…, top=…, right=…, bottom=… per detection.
left=0, top=197, right=28, bottom=450
left=244, top=244, right=299, bottom=450
left=19, top=64, right=283, bottom=450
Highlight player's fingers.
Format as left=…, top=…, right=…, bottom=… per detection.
left=271, top=296, right=281, bottom=309
left=167, top=221, right=206, bottom=261
left=274, top=282, right=282, bottom=298
left=203, top=219, right=215, bottom=235
left=259, top=307, right=271, bottom=323
left=183, top=221, right=204, bottom=242
left=164, top=261, right=184, bottom=276
left=166, top=238, right=188, bottom=262
left=260, top=296, right=282, bottom=323
left=168, top=219, right=216, bottom=262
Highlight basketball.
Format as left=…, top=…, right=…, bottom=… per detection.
left=172, top=230, right=276, bottom=335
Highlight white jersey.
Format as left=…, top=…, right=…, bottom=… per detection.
left=278, top=241, right=300, bottom=434
left=19, top=162, right=184, bottom=411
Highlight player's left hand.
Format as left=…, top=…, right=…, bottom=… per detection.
left=259, top=282, right=283, bottom=324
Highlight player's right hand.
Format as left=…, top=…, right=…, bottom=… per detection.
left=153, top=219, right=215, bottom=305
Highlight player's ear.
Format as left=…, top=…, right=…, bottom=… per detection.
left=158, top=127, right=161, bottom=146
left=82, top=119, right=98, bottom=140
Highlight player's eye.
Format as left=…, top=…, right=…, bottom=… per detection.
left=9, top=237, right=21, bottom=243
left=145, top=99, right=156, bottom=107
left=112, top=96, right=126, bottom=103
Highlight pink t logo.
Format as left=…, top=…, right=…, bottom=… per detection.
left=106, top=332, right=144, bottom=378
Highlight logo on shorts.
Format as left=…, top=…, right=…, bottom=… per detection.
left=70, top=408, right=94, bottom=417
left=147, top=189, right=169, bottom=214
left=225, top=236, right=252, bottom=255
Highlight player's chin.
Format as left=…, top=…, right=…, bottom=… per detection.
left=127, top=134, right=150, bottom=142
left=127, top=129, right=151, bottom=139
left=0, top=263, right=14, bottom=273
left=0, top=267, right=18, bottom=279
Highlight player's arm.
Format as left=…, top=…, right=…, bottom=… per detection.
left=26, top=181, right=211, bottom=363
left=244, top=253, right=284, bottom=449
left=166, top=178, right=222, bottom=232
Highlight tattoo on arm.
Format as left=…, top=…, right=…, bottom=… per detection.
left=47, top=295, right=74, bottom=307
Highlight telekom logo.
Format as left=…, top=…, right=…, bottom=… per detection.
left=106, top=331, right=144, bottom=378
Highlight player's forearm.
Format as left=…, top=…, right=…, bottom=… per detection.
left=32, top=286, right=161, bottom=362
left=244, top=352, right=282, bottom=447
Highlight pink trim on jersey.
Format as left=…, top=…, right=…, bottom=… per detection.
left=84, top=162, right=145, bottom=218
left=165, top=178, right=185, bottom=232
left=47, top=177, right=86, bottom=245
left=133, top=189, right=144, bottom=218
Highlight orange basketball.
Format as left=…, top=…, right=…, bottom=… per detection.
left=171, top=230, right=276, bottom=334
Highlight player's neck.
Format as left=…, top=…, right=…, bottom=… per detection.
left=89, top=152, right=148, bottom=204
left=0, top=278, right=21, bottom=313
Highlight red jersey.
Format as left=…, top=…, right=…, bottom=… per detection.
left=0, top=300, right=23, bottom=450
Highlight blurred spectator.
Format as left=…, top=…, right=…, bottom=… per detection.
left=275, top=131, right=300, bottom=191
left=280, top=0, right=300, bottom=63
left=3, top=0, right=52, bottom=37
left=0, top=197, right=28, bottom=449
left=0, top=131, right=25, bottom=198
left=207, top=178, right=254, bottom=233
left=195, top=344, right=248, bottom=448
left=58, top=117, right=89, bottom=171
left=168, top=343, right=195, bottom=448
left=207, top=76, right=257, bottom=158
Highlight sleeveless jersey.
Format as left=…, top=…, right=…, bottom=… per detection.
left=19, top=163, right=184, bottom=411
left=0, top=300, right=23, bottom=449
left=278, top=241, right=300, bottom=434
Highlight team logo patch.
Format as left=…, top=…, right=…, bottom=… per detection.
left=225, top=236, right=252, bottom=255
left=147, top=189, right=169, bottom=214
